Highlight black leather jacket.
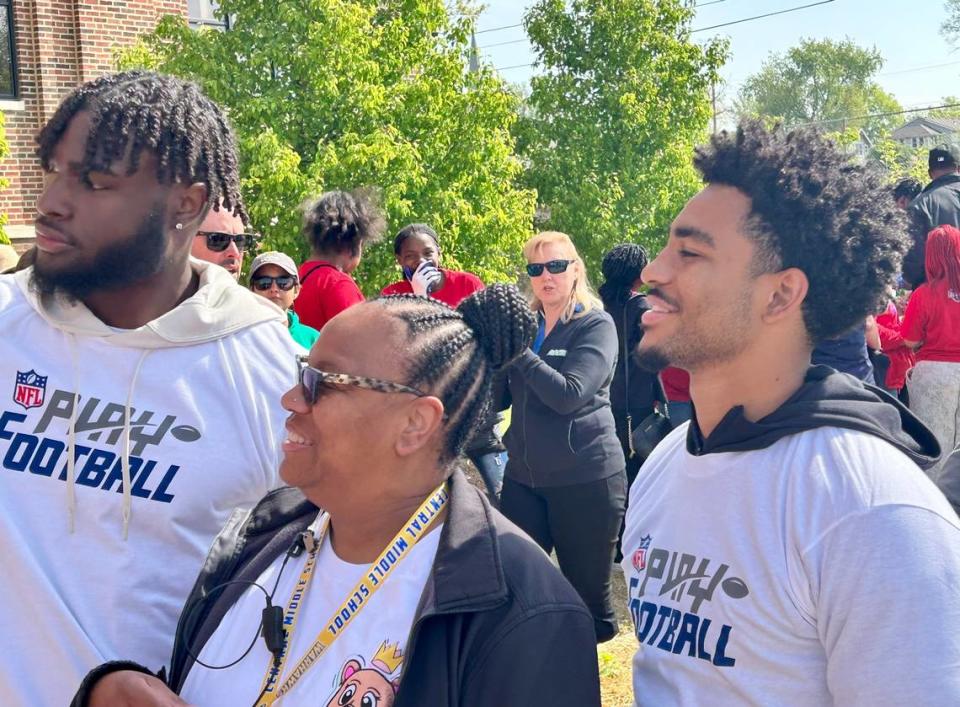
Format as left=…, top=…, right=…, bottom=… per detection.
left=72, top=471, right=601, bottom=707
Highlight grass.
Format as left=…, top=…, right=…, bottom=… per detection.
left=599, top=631, right=636, bottom=706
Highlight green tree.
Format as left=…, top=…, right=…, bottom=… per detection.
left=943, top=0, right=960, bottom=43
left=737, top=38, right=901, bottom=141
left=118, top=0, right=535, bottom=293
left=0, top=112, right=9, bottom=245
left=515, top=0, right=727, bottom=275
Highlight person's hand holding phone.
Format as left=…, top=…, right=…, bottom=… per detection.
left=411, top=261, right=442, bottom=297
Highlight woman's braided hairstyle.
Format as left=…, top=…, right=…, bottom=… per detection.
left=598, top=243, right=648, bottom=310
left=36, top=70, right=247, bottom=223
left=374, top=284, right=535, bottom=462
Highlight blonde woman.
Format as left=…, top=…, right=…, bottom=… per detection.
left=498, top=231, right=627, bottom=643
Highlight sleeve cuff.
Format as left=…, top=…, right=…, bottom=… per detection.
left=71, top=660, right=159, bottom=707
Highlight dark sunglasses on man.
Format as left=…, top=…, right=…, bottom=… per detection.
left=526, top=259, right=573, bottom=277
left=196, top=230, right=260, bottom=253
left=251, top=275, right=298, bottom=292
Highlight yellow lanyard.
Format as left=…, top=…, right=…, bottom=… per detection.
left=255, top=482, right=449, bottom=706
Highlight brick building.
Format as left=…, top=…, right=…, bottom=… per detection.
left=0, top=1, right=225, bottom=246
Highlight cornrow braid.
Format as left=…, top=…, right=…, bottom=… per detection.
left=374, top=285, right=536, bottom=462
left=36, top=70, right=247, bottom=223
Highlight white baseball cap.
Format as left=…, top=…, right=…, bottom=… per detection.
left=249, top=251, right=298, bottom=280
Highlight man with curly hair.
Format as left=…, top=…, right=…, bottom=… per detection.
left=622, top=121, right=960, bottom=704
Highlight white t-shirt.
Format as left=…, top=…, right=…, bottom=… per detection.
left=621, top=423, right=960, bottom=706
left=182, top=517, right=443, bottom=706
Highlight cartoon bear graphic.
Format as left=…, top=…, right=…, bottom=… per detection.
left=326, top=641, right=403, bottom=707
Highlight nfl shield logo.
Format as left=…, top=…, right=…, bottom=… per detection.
left=632, top=534, right=652, bottom=572
left=14, top=370, right=47, bottom=410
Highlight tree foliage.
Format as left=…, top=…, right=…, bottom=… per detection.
left=514, top=0, right=727, bottom=274
left=117, top=0, right=535, bottom=293
left=0, top=113, right=9, bottom=245
left=944, top=0, right=960, bottom=44
left=737, top=38, right=901, bottom=141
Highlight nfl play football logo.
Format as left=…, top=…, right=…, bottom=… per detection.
left=14, top=370, right=47, bottom=410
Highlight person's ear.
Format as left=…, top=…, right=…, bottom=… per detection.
left=394, top=396, right=445, bottom=458
left=761, top=267, right=808, bottom=323
left=171, top=182, right=208, bottom=233
left=293, top=284, right=301, bottom=297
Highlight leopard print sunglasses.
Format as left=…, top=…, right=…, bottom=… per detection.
left=296, top=355, right=429, bottom=405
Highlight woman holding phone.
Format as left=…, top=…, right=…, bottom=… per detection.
left=498, top=231, right=626, bottom=643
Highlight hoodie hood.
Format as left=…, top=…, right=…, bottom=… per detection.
left=14, top=258, right=284, bottom=349
left=687, top=365, right=941, bottom=471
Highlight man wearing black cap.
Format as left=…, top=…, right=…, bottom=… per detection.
left=902, top=143, right=960, bottom=287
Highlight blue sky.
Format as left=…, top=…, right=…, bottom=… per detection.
left=475, top=1, right=959, bottom=113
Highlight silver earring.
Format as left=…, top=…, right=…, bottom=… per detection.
left=175, top=223, right=184, bottom=231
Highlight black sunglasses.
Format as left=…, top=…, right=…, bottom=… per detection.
left=526, top=259, right=573, bottom=277
left=252, top=275, right=297, bottom=291
left=196, top=231, right=260, bottom=252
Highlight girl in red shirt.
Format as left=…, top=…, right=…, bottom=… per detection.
left=903, top=225, right=960, bottom=479
left=292, top=190, right=386, bottom=331
left=380, top=224, right=484, bottom=306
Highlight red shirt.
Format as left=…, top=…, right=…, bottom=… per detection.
left=876, top=302, right=915, bottom=390
left=660, top=367, right=691, bottom=402
left=380, top=269, right=484, bottom=307
left=902, top=283, right=960, bottom=363
left=292, top=260, right=364, bottom=331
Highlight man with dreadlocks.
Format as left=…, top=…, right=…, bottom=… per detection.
left=623, top=120, right=960, bottom=704
left=0, top=70, right=301, bottom=705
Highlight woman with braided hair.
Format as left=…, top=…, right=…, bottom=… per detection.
left=382, top=223, right=506, bottom=501
left=598, top=244, right=663, bottom=479
left=292, top=189, right=387, bottom=331
left=498, top=231, right=627, bottom=644
left=74, top=285, right=602, bottom=707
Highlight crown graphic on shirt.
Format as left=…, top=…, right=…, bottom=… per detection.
left=372, top=640, right=404, bottom=675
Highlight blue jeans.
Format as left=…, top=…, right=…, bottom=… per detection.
left=468, top=451, right=508, bottom=501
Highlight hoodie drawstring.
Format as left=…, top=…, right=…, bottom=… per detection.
left=121, top=350, right=150, bottom=540
left=66, top=335, right=79, bottom=534
left=64, top=337, right=150, bottom=541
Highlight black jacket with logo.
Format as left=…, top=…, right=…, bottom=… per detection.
left=71, top=470, right=601, bottom=707
left=903, top=173, right=960, bottom=287
left=500, top=307, right=625, bottom=487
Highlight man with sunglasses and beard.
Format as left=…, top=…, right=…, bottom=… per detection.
left=0, top=71, right=302, bottom=706
left=249, top=251, right=320, bottom=349
left=190, top=206, right=260, bottom=280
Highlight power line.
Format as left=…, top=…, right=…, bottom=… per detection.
left=879, top=60, right=960, bottom=77
left=792, top=102, right=960, bottom=129
left=492, top=0, right=836, bottom=72
left=475, top=0, right=728, bottom=36
left=692, top=0, right=834, bottom=33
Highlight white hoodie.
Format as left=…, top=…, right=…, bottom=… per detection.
left=0, top=261, right=303, bottom=706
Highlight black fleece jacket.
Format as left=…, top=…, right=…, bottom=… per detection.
left=500, top=307, right=625, bottom=487
left=71, top=471, right=601, bottom=707
left=903, top=173, right=960, bottom=288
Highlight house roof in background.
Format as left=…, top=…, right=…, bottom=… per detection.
left=892, top=116, right=960, bottom=141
